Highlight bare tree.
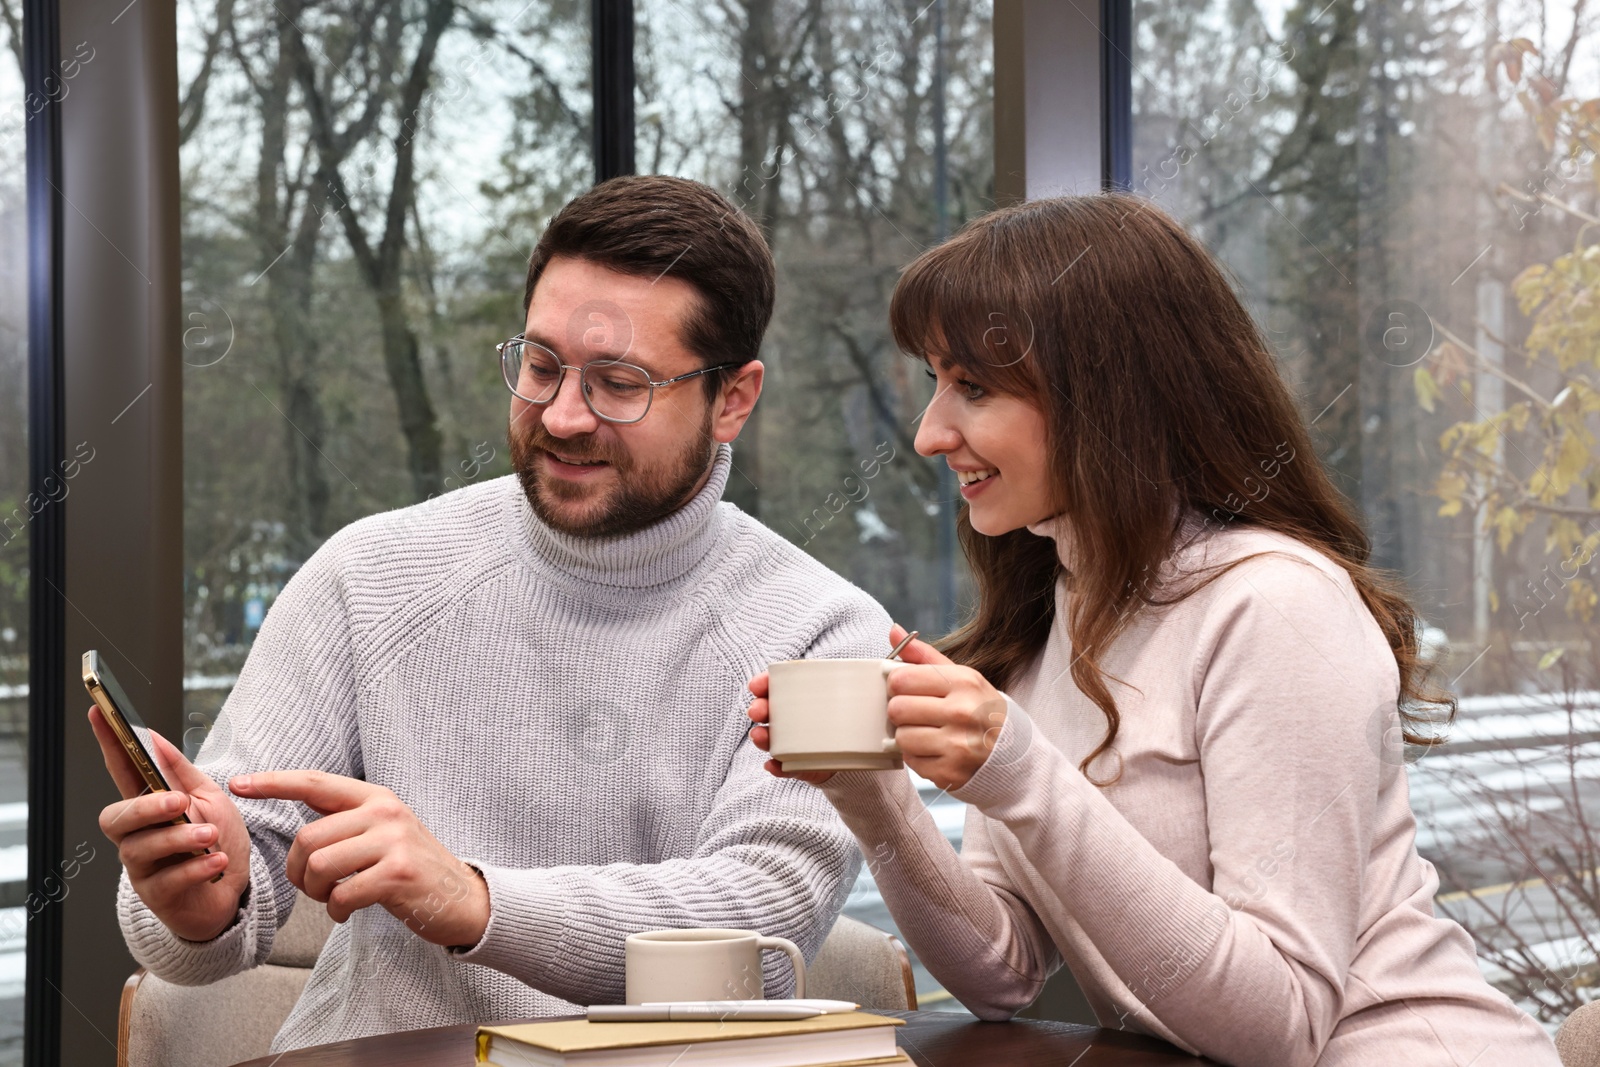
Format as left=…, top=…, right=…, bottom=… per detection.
left=285, top=0, right=457, bottom=501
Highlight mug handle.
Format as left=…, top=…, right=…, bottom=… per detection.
left=756, top=935, right=806, bottom=999
left=881, top=661, right=907, bottom=757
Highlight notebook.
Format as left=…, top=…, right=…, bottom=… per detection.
left=474, top=1010, right=910, bottom=1067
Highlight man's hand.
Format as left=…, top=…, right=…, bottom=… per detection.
left=228, top=771, right=490, bottom=949
left=91, top=706, right=252, bottom=942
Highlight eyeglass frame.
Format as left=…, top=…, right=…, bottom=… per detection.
left=495, top=333, right=743, bottom=425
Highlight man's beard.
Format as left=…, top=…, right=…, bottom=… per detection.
left=508, top=415, right=716, bottom=539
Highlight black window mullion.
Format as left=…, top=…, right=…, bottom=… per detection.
left=23, top=0, right=67, bottom=1057
left=1101, top=0, right=1132, bottom=190
left=592, top=0, right=635, bottom=183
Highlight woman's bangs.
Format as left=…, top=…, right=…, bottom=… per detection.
left=889, top=240, right=1041, bottom=396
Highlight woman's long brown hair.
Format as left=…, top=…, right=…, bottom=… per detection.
left=890, top=193, right=1454, bottom=783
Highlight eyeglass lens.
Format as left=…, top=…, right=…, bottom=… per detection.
left=502, top=341, right=653, bottom=422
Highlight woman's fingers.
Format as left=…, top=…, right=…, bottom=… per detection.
left=748, top=723, right=772, bottom=751
left=887, top=693, right=963, bottom=728
left=746, top=695, right=770, bottom=723
left=891, top=724, right=950, bottom=758
left=891, top=626, right=954, bottom=667
left=747, top=671, right=769, bottom=698
left=887, top=664, right=956, bottom=698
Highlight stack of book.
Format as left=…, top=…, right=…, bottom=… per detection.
left=474, top=1011, right=909, bottom=1067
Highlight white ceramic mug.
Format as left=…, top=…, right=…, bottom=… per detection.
left=624, top=928, right=807, bottom=1003
left=766, top=658, right=906, bottom=772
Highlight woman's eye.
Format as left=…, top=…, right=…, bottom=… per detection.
left=923, top=367, right=938, bottom=382
left=958, top=379, right=986, bottom=399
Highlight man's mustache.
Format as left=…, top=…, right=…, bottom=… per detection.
left=518, top=427, right=625, bottom=468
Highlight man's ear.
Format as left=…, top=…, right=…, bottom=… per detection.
left=711, top=360, right=764, bottom=443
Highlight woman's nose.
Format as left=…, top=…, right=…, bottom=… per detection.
left=913, top=403, right=960, bottom=457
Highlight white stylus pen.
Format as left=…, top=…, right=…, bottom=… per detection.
left=644, top=999, right=860, bottom=1014
left=587, top=1004, right=824, bottom=1021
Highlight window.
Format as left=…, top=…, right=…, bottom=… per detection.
left=636, top=0, right=994, bottom=1008
left=177, top=0, right=592, bottom=736
left=1133, top=0, right=1600, bottom=1022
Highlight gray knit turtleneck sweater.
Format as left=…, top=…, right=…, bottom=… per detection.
left=115, top=442, right=890, bottom=1053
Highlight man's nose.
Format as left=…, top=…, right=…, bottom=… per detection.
left=540, top=365, right=601, bottom=438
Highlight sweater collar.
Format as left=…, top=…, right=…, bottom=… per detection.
left=514, top=442, right=734, bottom=590
left=1026, top=512, right=1079, bottom=573
left=1025, top=505, right=1210, bottom=577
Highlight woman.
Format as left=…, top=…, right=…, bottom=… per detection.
left=746, top=194, right=1562, bottom=1066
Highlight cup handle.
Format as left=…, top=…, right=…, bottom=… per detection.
left=756, top=935, right=806, bottom=999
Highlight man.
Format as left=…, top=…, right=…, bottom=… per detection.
left=94, top=175, right=892, bottom=1053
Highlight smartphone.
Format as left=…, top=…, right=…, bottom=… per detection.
left=83, top=649, right=222, bottom=880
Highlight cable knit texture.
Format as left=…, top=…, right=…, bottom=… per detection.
left=115, top=443, right=888, bottom=1053
left=820, top=511, right=1562, bottom=1067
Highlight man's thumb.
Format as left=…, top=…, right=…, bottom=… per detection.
left=149, top=729, right=215, bottom=794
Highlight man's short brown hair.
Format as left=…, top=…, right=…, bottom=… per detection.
left=523, top=176, right=776, bottom=399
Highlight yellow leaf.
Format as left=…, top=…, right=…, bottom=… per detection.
left=1414, top=366, right=1441, bottom=413
left=1554, top=430, right=1590, bottom=495
left=1540, top=646, right=1566, bottom=669
left=1568, top=579, right=1599, bottom=621
left=1489, top=589, right=1500, bottom=612
left=1493, top=506, right=1525, bottom=552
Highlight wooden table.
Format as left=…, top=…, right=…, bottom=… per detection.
left=233, top=1010, right=1222, bottom=1065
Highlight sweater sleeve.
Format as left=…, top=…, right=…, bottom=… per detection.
left=817, top=766, right=1062, bottom=1018
left=115, top=535, right=363, bottom=984
left=445, top=596, right=885, bottom=1004
left=946, top=555, right=1397, bottom=1067
left=449, top=755, right=860, bottom=1003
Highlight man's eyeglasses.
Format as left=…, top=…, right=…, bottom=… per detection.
left=496, top=335, right=740, bottom=425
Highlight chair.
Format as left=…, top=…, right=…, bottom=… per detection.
left=117, top=891, right=334, bottom=1067
left=1558, top=1000, right=1600, bottom=1067
left=807, top=914, right=918, bottom=1011
left=117, top=902, right=915, bottom=1067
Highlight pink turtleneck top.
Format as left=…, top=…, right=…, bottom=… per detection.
left=819, top=511, right=1560, bottom=1067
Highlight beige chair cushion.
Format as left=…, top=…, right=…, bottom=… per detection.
left=119, top=892, right=334, bottom=1067
left=120, top=963, right=314, bottom=1067
left=266, top=891, right=337, bottom=967
left=1558, top=1000, right=1600, bottom=1067
left=808, top=915, right=917, bottom=1011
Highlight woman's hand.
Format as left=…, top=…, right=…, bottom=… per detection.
left=885, top=624, right=1008, bottom=791
left=746, top=624, right=1009, bottom=791
left=746, top=672, right=836, bottom=785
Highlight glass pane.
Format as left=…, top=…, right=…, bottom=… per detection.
left=637, top=0, right=994, bottom=1010
left=1133, top=0, right=1600, bottom=1026
left=0, top=4, right=26, bottom=1062
left=177, top=0, right=593, bottom=743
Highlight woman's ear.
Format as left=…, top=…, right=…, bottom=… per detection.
left=712, top=360, right=764, bottom=443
